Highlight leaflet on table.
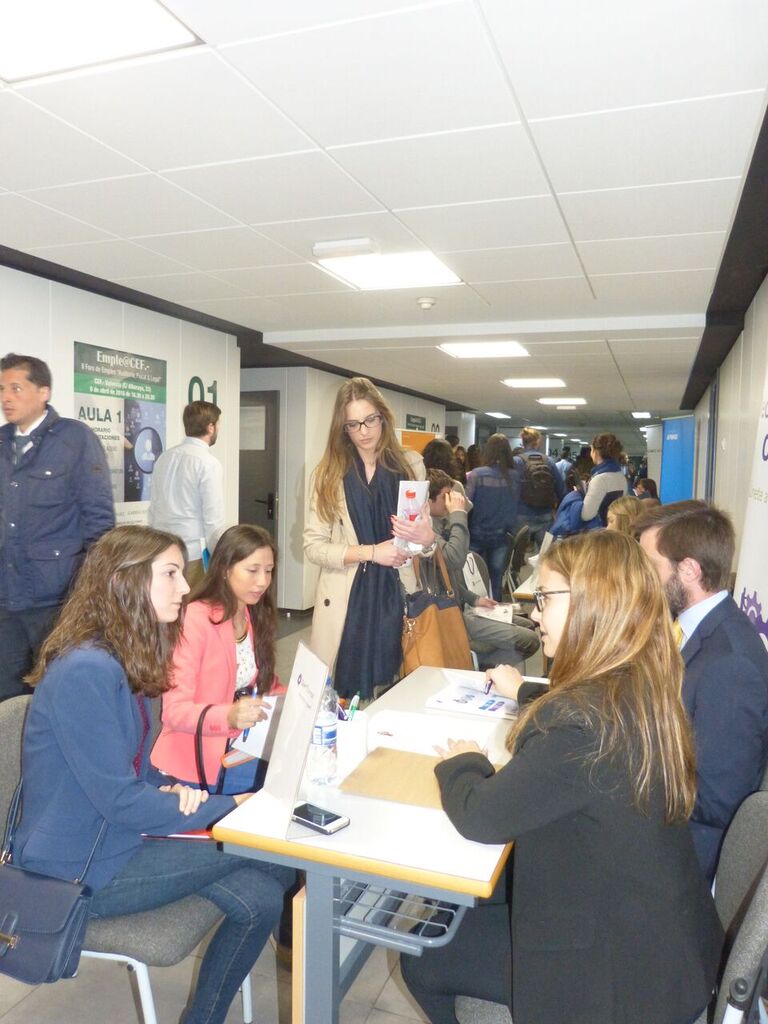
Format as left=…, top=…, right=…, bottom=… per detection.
left=393, top=479, right=429, bottom=551
left=425, top=669, right=548, bottom=720
left=469, top=603, right=520, bottom=624
left=230, top=693, right=285, bottom=760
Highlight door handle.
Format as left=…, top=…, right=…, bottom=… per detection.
left=254, top=493, right=276, bottom=520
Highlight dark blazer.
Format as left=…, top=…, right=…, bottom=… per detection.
left=436, top=697, right=722, bottom=1024
left=15, top=647, right=234, bottom=891
left=682, top=596, right=768, bottom=881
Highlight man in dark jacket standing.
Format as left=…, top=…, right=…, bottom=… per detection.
left=0, top=352, right=115, bottom=701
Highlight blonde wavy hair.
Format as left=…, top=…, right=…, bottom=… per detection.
left=28, top=525, right=186, bottom=697
left=607, top=494, right=644, bottom=535
left=507, top=531, right=696, bottom=823
left=312, top=376, right=414, bottom=523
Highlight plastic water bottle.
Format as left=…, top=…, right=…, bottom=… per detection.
left=308, top=681, right=339, bottom=784
left=403, top=488, right=419, bottom=522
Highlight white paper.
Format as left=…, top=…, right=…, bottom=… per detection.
left=470, top=603, right=520, bottom=624
left=393, top=479, right=430, bottom=551
left=231, top=694, right=284, bottom=760
left=367, top=708, right=498, bottom=755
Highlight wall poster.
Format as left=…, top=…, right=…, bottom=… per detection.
left=74, top=342, right=167, bottom=518
left=735, top=387, right=768, bottom=653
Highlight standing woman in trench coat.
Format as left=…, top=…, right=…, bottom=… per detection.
left=303, top=377, right=425, bottom=699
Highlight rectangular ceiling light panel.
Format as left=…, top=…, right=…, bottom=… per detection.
left=502, top=378, right=565, bottom=388
left=537, top=397, right=586, bottom=405
left=317, top=251, right=461, bottom=291
left=1, top=0, right=196, bottom=82
left=439, top=341, right=529, bottom=359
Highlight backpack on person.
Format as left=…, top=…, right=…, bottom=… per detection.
left=519, top=451, right=557, bottom=508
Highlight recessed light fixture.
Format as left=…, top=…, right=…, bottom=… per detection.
left=631, top=411, right=652, bottom=419
left=537, top=397, right=586, bottom=406
left=486, top=412, right=511, bottom=419
left=553, top=433, right=567, bottom=437
left=314, top=239, right=461, bottom=291
left=0, top=0, right=196, bottom=82
left=570, top=437, right=582, bottom=442
left=439, top=341, right=529, bottom=359
left=527, top=425, right=548, bottom=430
left=557, top=405, right=578, bottom=411
left=501, top=378, right=565, bottom=388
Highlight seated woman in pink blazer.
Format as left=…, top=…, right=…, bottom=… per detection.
left=151, top=524, right=284, bottom=794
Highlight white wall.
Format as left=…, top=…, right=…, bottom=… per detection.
left=695, top=272, right=768, bottom=559
left=0, top=265, right=241, bottom=527
left=240, top=365, right=446, bottom=609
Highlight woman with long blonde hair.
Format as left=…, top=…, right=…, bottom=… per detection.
left=606, top=493, right=644, bottom=536
left=304, top=376, right=425, bottom=698
left=402, top=531, right=722, bottom=1024
left=15, top=526, right=293, bottom=1024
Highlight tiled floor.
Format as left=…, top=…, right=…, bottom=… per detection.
left=0, top=621, right=521, bottom=1023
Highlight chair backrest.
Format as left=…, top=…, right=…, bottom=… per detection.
left=711, top=863, right=768, bottom=1024
left=509, top=525, right=529, bottom=573
left=0, top=696, right=32, bottom=839
left=714, top=792, right=768, bottom=936
left=469, top=553, right=491, bottom=596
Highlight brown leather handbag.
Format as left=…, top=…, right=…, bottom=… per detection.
left=401, top=547, right=473, bottom=675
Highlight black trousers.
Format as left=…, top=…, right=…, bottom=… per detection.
left=0, top=605, right=60, bottom=702
left=400, top=901, right=512, bottom=1024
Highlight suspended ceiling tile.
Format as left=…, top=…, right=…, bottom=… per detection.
left=480, top=0, right=768, bottom=119
left=114, top=271, right=246, bottom=303
left=472, top=277, right=597, bottom=319
left=589, top=268, right=716, bottom=314
left=443, top=243, right=583, bottom=282
left=163, top=0, right=446, bottom=45
left=27, top=239, right=190, bottom=279
left=25, top=174, right=236, bottom=236
left=255, top=211, right=422, bottom=259
left=561, top=178, right=742, bottom=241
left=0, top=193, right=112, bottom=248
left=186, top=294, right=290, bottom=330
left=224, top=3, right=518, bottom=146
left=331, top=124, right=553, bottom=209
left=166, top=151, right=381, bottom=223
left=0, top=92, right=141, bottom=191
left=397, top=195, right=568, bottom=252
left=531, top=92, right=765, bottom=193
left=578, top=232, right=725, bottom=276
left=21, top=50, right=311, bottom=172
left=132, top=226, right=297, bottom=270
left=212, top=263, right=353, bottom=295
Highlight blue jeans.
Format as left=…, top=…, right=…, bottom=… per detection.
left=469, top=536, right=507, bottom=601
left=89, top=838, right=294, bottom=1024
left=516, top=509, right=553, bottom=551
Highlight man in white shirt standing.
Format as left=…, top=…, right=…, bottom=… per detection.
left=149, top=400, right=225, bottom=586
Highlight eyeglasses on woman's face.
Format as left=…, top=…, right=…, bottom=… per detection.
left=532, top=588, right=571, bottom=612
left=343, top=413, right=383, bottom=434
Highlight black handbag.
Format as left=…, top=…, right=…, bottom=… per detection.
left=0, top=782, right=106, bottom=985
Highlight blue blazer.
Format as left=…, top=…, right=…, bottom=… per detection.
left=683, top=597, right=768, bottom=880
left=14, top=647, right=234, bottom=891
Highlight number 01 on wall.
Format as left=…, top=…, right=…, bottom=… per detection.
left=188, top=376, right=217, bottom=406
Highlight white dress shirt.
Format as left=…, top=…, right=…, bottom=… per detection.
left=148, top=436, right=225, bottom=560
left=678, top=589, right=729, bottom=649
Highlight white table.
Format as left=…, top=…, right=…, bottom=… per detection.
left=213, top=666, right=512, bottom=1024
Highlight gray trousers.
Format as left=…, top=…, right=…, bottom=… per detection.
left=464, top=609, right=539, bottom=668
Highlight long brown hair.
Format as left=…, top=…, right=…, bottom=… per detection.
left=312, top=376, right=414, bottom=522
left=508, top=531, right=696, bottom=823
left=28, top=526, right=186, bottom=697
left=188, top=524, right=277, bottom=694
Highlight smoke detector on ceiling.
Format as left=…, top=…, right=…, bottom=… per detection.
left=416, top=296, right=436, bottom=310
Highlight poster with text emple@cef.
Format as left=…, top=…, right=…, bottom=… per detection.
left=74, top=342, right=167, bottom=513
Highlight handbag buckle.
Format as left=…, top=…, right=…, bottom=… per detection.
left=0, top=930, right=19, bottom=951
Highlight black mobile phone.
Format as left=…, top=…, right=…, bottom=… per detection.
left=291, top=802, right=350, bottom=835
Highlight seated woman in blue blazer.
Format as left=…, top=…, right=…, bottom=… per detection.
left=14, top=525, right=293, bottom=1024
left=402, top=530, right=723, bottom=1024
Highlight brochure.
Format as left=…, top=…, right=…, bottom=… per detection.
left=425, top=669, right=548, bottom=721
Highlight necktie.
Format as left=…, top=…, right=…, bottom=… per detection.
left=12, top=435, right=29, bottom=466
left=671, top=618, right=685, bottom=649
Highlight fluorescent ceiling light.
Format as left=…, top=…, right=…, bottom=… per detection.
left=0, top=0, right=196, bottom=82
left=317, top=251, right=460, bottom=291
left=502, top=378, right=565, bottom=388
left=553, top=433, right=567, bottom=437
left=439, top=341, right=528, bottom=359
left=631, top=411, right=652, bottom=419
left=485, top=412, right=511, bottom=419
left=570, top=437, right=582, bottom=442
left=538, top=397, right=586, bottom=406
left=527, top=424, right=547, bottom=429
left=557, top=405, right=577, bottom=411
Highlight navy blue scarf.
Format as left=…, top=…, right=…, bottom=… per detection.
left=334, top=453, right=404, bottom=699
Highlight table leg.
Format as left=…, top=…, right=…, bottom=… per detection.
left=303, top=869, right=340, bottom=1024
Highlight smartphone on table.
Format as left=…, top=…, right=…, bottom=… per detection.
left=291, top=802, right=350, bottom=835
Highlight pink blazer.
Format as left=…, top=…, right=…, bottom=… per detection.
left=151, top=601, right=282, bottom=786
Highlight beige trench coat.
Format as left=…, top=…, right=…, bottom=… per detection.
left=303, top=450, right=425, bottom=674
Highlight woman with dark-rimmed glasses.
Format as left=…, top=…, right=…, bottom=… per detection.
left=303, top=376, right=425, bottom=698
